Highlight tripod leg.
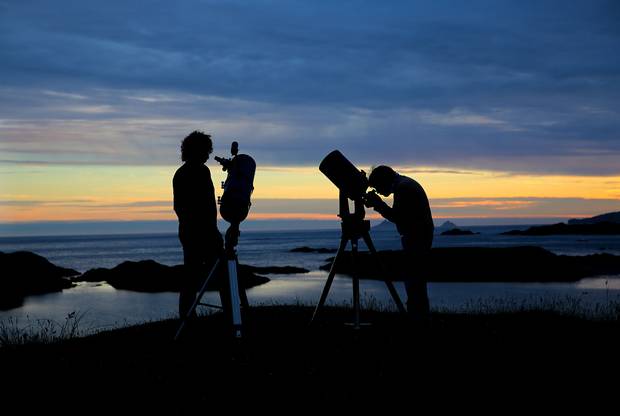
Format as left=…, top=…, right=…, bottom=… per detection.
left=310, top=236, right=348, bottom=324
left=227, top=259, right=243, bottom=338
left=237, top=258, right=250, bottom=310
left=351, top=239, right=361, bottom=329
left=174, top=257, right=221, bottom=341
left=361, top=232, right=407, bottom=315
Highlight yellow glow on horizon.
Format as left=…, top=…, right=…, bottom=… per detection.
left=248, top=212, right=382, bottom=220
left=255, top=165, right=620, bottom=200
left=1, top=163, right=619, bottom=222
left=396, top=167, right=620, bottom=200
left=251, top=166, right=338, bottom=199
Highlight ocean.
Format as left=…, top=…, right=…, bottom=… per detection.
left=2, top=225, right=620, bottom=332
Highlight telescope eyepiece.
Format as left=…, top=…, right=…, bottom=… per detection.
left=216, top=141, right=240, bottom=171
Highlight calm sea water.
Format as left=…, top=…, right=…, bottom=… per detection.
left=1, top=225, right=620, bottom=332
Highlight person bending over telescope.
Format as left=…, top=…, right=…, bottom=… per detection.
left=173, top=131, right=224, bottom=319
left=364, top=166, right=434, bottom=322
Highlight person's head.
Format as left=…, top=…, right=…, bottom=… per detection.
left=181, top=131, right=213, bottom=163
left=368, top=165, right=397, bottom=196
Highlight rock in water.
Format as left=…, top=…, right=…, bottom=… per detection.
left=320, top=246, right=620, bottom=282
left=0, top=251, right=79, bottom=310
left=76, top=259, right=270, bottom=292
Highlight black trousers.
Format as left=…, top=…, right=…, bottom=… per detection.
left=401, top=235, right=431, bottom=320
left=179, top=228, right=224, bottom=319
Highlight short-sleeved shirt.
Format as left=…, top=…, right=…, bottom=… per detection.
left=391, top=175, right=434, bottom=249
left=173, top=162, right=219, bottom=246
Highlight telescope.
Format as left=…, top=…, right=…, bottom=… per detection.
left=319, top=150, right=369, bottom=202
left=215, top=141, right=256, bottom=224
left=176, top=140, right=256, bottom=340
left=311, top=150, right=407, bottom=328
left=319, top=150, right=370, bottom=221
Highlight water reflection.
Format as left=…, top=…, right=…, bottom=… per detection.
left=2, top=273, right=620, bottom=334
left=576, top=276, right=620, bottom=290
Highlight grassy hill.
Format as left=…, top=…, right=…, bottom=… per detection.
left=2, top=305, right=619, bottom=412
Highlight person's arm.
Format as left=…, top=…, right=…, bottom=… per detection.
left=172, top=172, right=185, bottom=219
left=365, top=191, right=397, bottom=222
left=373, top=199, right=397, bottom=223
left=204, top=166, right=218, bottom=228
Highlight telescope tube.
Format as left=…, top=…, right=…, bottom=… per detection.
left=319, top=150, right=369, bottom=200
left=219, top=154, right=256, bottom=223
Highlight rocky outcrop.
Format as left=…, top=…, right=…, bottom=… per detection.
left=76, top=260, right=271, bottom=292
left=0, top=251, right=79, bottom=310
left=1, top=250, right=309, bottom=302
left=568, top=211, right=620, bottom=225
left=501, top=222, right=620, bottom=236
left=290, top=246, right=337, bottom=254
left=320, top=246, right=620, bottom=282
left=435, top=221, right=459, bottom=233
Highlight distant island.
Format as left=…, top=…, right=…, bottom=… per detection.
left=371, top=220, right=397, bottom=232
left=568, top=211, right=620, bottom=225
left=440, top=228, right=479, bottom=236
left=501, top=222, right=620, bottom=236
left=435, top=220, right=459, bottom=233
left=374, top=219, right=461, bottom=235
left=499, top=211, right=620, bottom=236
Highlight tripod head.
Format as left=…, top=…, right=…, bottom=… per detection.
left=338, top=191, right=370, bottom=239
left=224, top=222, right=240, bottom=252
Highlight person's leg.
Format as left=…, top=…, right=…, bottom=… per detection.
left=180, top=245, right=201, bottom=320
left=180, top=229, right=226, bottom=319
left=402, top=238, right=431, bottom=322
left=405, top=276, right=430, bottom=320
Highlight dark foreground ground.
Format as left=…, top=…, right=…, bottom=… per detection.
left=2, top=306, right=619, bottom=413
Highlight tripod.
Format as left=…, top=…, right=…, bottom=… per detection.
left=174, top=224, right=249, bottom=340
left=310, top=193, right=407, bottom=328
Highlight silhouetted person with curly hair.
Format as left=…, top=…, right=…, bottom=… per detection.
left=173, top=131, right=224, bottom=320
left=364, top=165, right=434, bottom=323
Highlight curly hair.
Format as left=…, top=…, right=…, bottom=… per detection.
left=181, top=131, right=213, bottom=162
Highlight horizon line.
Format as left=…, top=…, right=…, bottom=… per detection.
left=0, top=216, right=580, bottom=239
left=0, top=214, right=586, bottom=226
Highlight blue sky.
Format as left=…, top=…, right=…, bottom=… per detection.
left=1, top=0, right=619, bottom=173
left=0, top=1, right=619, bottom=233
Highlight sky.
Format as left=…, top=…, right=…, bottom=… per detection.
left=1, top=0, right=619, bottom=233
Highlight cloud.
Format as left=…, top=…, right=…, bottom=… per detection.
left=0, top=1, right=619, bottom=174
left=415, top=109, right=512, bottom=128
left=42, top=90, right=88, bottom=100
left=429, top=196, right=620, bottom=217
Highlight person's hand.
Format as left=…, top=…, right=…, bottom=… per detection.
left=363, top=190, right=382, bottom=208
